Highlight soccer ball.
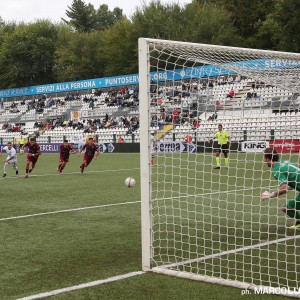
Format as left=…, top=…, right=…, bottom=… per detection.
left=125, top=177, right=136, bottom=188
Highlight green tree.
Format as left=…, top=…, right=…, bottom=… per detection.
left=0, top=20, right=58, bottom=88
left=0, top=21, right=17, bottom=46
left=62, top=0, right=97, bottom=32
left=256, top=0, right=300, bottom=52
left=101, top=0, right=243, bottom=76
left=131, top=0, right=186, bottom=40
left=95, top=4, right=123, bottom=31
left=101, top=18, right=137, bottom=76
left=183, top=1, right=242, bottom=46
left=55, top=28, right=105, bottom=81
left=195, top=0, right=275, bottom=43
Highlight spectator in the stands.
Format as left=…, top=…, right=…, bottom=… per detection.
left=0, top=99, right=3, bottom=109
left=226, top=88, right=235, bottom=98
left=185, top=135, right=193, bottom=143
left=89, top=98, right=95, bottom=110
left=10, top=107, right=20, bottom=113
left=247, top=84, right=258, bottom=99
left=208, top=112, right=218, bottom=121
left=117, top=136, right=124, bottom=143
left=160, top=105, right=166, bottom=120
left=173, top=108, right=179, bottom=124
left=192, top=118, right=200, bottom=128
left=235, top=75, right=241, bottom=82
left=227, top=75, right=234, bottom=83
left=218, top=76, right=225, bottom=85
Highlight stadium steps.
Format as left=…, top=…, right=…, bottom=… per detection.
left=223, top=81, right=255, bottom=109
left=154, top=124, right=173, bottom=142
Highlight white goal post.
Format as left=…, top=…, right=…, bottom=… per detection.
left=139, top=38, right=300, bottom=298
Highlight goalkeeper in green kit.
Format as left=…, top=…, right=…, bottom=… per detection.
left=261, top=148, right=300, bottom=229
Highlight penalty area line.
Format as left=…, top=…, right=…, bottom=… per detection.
left=0, top=201, right=140, bottom=222
left=17, top=271, right=145, bottom=300
left=0, top=167, right=140, bottom=180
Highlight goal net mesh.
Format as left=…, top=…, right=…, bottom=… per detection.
left=140, top=38, right=300, bottom=295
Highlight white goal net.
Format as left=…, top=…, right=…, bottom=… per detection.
left=139, top=38, right=300, bottom=297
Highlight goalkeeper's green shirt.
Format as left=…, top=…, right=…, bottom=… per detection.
left=272, top=161, right=300, bottom=192
left=214, top=130, right=229, bottom=145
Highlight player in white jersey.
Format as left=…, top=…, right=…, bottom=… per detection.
left=0, top=142, right=19, bottom=177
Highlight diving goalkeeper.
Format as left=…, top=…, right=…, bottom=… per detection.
left=261, top=147, right=300, bottom=229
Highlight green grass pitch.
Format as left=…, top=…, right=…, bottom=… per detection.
left=0, top=152, right=295, bottom=299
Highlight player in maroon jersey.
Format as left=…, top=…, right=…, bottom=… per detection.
left=20, top=137, right=41, bottom=178
left=78, top=138, right=100, bottom=175
left=57, top=140, right=76, bottom=174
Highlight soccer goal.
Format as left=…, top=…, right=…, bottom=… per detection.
left=139, top=38, right=300, bottom=297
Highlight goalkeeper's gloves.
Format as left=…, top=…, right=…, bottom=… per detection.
left=260, top=191, right=276, bottom=199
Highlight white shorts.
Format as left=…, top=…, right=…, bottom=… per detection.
left=7, top=160, right=17, bottom=167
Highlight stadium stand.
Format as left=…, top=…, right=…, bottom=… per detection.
left=1, top=75, right=300, bottom=146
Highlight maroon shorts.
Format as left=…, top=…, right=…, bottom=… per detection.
left=83, top=154, right=93, bottom=167
left=27, top=155, right=39, bottom=164
left=59, top=155, right=69, bottom=163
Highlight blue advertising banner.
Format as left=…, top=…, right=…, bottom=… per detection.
left=0, top=58, right=299, bottom=99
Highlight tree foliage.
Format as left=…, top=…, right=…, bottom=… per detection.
left=183, top=1, right=242, bottom=46
left=55, top=28, right=105, bottom=81
left=256, top=0, right=300, bottom=52
left=62, top=0, right=97, bottom=32
left=0, top=20, right=58, bottom=88
left=62, top=0, right=124, bottom=32
left=195, top=0, right=276, bottom=43
left=95, top=4, right=123, bottom=31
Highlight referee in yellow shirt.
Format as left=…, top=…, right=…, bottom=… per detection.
left=210, top=124, right=230, bottom=169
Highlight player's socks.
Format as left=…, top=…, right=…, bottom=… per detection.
left=26, top=168, right=29, bottom=174
left=4, top=163, right=8, bottom=174
left=215, top=157, right=220, bottom=167
left=225, top=158, right=229, bottom=166
left=29, top=169, right=32, bottom=173
left=13, top=166, right=19, bottom=175
left=60, top=164, right=66, bottom=172
left=288, top=220, right=300, bottom=229
left=81, top=164, right=85, bottom=173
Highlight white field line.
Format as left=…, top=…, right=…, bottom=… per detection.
left=163, top=235, right=300, bottom=269
left=0, top=201, right=140, bottom=222
left=18, top=235, right=300, bottom=299
left=18, top=271, right=145, bottom=300
left=0, top=184, right=277, bottom=222
left=0, top=167, right=140, bottom=180
left=154, top=184, right=279, bottom=201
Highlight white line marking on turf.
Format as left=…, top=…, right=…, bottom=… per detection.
left=155, top=184, right=278, bottom=201
left=0, top=167, right=140, bottom=180
left=0, top=184, right=278, bottom=222
left=0, top=201, right=140, bottom=222
left=164, top=235, right=300, bottom=269
left=18, top=271, right=145, bottom=300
